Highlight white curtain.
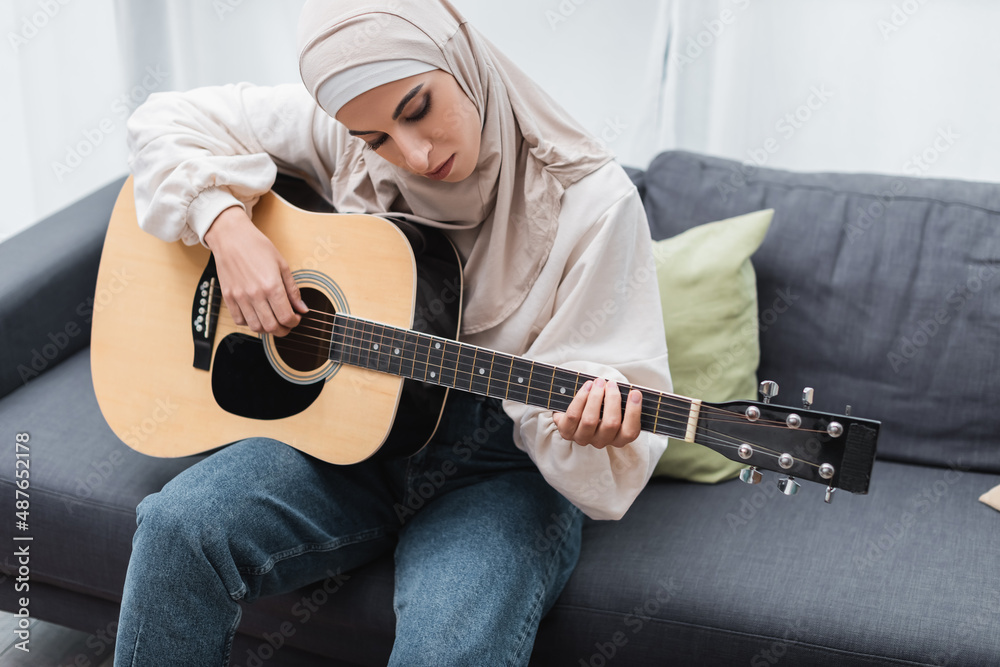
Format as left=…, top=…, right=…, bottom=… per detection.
left=661, top=0, right=1000, bottom=181
left=0, top=0, right=306, bottom=244
left=454, top=0, right=671, bottom=173
left=1, top=0, right=996, bottom=244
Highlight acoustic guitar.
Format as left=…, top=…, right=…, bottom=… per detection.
left=90, top=177, right=879, bottom=501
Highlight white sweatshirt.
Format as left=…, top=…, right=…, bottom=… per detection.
left=126, top=82, right=672, bottom=520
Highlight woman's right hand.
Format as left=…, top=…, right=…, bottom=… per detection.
left=204, top=205, right=309, bottom=337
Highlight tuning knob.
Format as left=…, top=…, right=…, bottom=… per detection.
left=739, top=467, right=763, bottom=485
left=777, top=476, right=800, bottom=496
left=824, top=486, right=836, bottom=504
left=802, top=387, right=814, bottom=409
left=759, top=380, right=779, bottom=404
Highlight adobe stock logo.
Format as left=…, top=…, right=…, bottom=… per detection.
left=51, top=65, right=169, bottom=181
left=8, top=0, right=73, bottom=52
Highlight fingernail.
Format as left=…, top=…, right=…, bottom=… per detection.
left=582, top=380, right=593, bottom=392
left=595, top=378, right=606, bottom=389
left=629, top=390, right=642, bottom=404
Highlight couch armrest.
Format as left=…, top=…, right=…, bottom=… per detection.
left=0, top=175, right=128, bottom=399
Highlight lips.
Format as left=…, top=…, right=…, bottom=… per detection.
left=425, top=154, right=455, bottom=181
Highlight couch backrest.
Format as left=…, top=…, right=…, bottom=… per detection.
left=0, top=176, right=127, bottom=400
left=634, top=151, right=1000, bottom=473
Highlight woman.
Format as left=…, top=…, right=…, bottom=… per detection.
left=115, top=0, right=672, bottom=664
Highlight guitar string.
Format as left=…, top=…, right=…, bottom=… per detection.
left=213, top=314, right=824, bottom=469
left=213, top=298, right=780, bottom=433
left=283, top=316, right=813, bottom=431
left=217, top=313, right=762, bottom=446
left=225, top=312, right=825, bottom=439
left=339, top=322, right=828, bottom=469
left=223, top=312, right=817, bottom=435
left=325, top=317, right=835, bottom=471
left=325, top=330, right=825, bottom=466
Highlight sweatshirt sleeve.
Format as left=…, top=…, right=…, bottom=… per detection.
left=125, top=82, right=344, bottom=246
left=501, top=186, right=673, bottom=521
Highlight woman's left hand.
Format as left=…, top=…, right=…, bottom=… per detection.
left=552, top=379, right=643, bottom=449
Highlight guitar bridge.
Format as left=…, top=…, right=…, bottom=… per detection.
left=192, top=255, right=222, bottom=371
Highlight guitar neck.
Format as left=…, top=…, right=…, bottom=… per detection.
left=330, top=314, right=697, bottom=441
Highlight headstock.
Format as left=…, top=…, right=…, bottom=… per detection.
left=696, top=381, right=880, bottom=502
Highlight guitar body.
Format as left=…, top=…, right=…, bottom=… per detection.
left=91, top=177, right=462, bottom=464
left=93, top=178, right=879, bottom=496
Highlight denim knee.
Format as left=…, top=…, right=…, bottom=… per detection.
left=133, top=484, right=248, bottom=601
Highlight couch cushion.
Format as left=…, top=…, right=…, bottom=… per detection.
left=640, top=151, right=1000, bottom=473
left=0, top=348, right=206, bottom=601
left=231, top=458, right=1000, bottom=667
left=4, top=346, right=1000, bottom=666
left=529, top=460, right=1000, bottom=666
left=651, top=209, right=773, bottom=482
left=0, top=176, right=128, bottom=401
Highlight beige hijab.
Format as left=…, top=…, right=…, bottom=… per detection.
left=297, top=0, right=613, bottom=336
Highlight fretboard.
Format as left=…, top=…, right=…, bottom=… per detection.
left=329, top=314, right=696, bottom=440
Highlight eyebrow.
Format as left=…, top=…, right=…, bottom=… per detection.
left=347, top=83, right=424, bottom=136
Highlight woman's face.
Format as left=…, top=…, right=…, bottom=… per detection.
left=336, top=69, right=481, bottom=183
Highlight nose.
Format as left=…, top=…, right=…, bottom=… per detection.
left=395, top=129, right=432, bottom=174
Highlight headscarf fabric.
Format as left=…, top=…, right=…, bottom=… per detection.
left=297, top=0, right=614, bottom=335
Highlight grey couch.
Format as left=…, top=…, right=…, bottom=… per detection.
left=2, top=150, right=999, bottom=666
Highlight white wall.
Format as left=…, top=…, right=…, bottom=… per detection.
left=1, top=0, right=997, bottom=245
left=453, top=0, right=669, bottom=170
left=661, top=0, right=1000, bottom=183
left=0, top=0, right=306, bottom=245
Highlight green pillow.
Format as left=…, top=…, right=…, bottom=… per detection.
left=651, top=209, right=774, bottom=482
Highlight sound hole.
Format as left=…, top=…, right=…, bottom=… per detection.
left=274, top=287, right=336, bottom=372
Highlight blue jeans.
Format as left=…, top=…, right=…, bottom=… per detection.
left=114, top=392, right=584, bottom=666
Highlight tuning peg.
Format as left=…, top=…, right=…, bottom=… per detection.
left=802, top=387, right=814, bottom=409
left=845, top=405, right=852, bottom=416
left=777, top=476, right=800, bottom=496
left=759, top=380, right=779, bottom=404
left=824, top=486, right=836, bottom=503
left=739, top=467, right=763, bottom=485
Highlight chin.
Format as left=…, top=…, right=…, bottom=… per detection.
left=445, top=155, right=475, bottom=182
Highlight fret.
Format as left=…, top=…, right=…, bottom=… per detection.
left=654, top=395, right=691, bottom=440
left=372, top=323, right=391, bottom=373
left=652, top=393, right=662, bottom=434
left=425, top=336, right=445, bottom=384
left=324, top=313, right=339, bottom=362
left=348, top=319, right=360, bottom=368
left=401, top=329, right=420, bottom=380
left=489, top=353, right=514, bottom=401
left=549, top=368, right=583, bottom=412
left=330, top=316, right=697, bottom=443
left=384, top=325, right=404, bottom=377
left=344, top=318, right=359, bottom=368
left=350, top=319, right=364, bottom=368
left=412, top=331, right=431, bottom=382
left=361, top=320, right=377, bottom=371
left=327, top=316, right=344, bottom=363
left=469, top=348, right=492, bottom=396
left=340, top=317, right=356, bottom=367
left=320, top=310, right=336, bottom=362
left=616, top=382, right=634, bottom=416
left=353, top=319, right=365, bottom=369
left=441, top=340, right=460, bottom=388
left=506, top=356, right=532, bottom=405
left=544, top=362, right=557, bottom=410
left=637, top=394, right=658, bottom=435
left=456, top=344, right=478, bottom=392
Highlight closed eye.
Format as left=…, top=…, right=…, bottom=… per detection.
left=361, top=93, right=433, bottom=152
